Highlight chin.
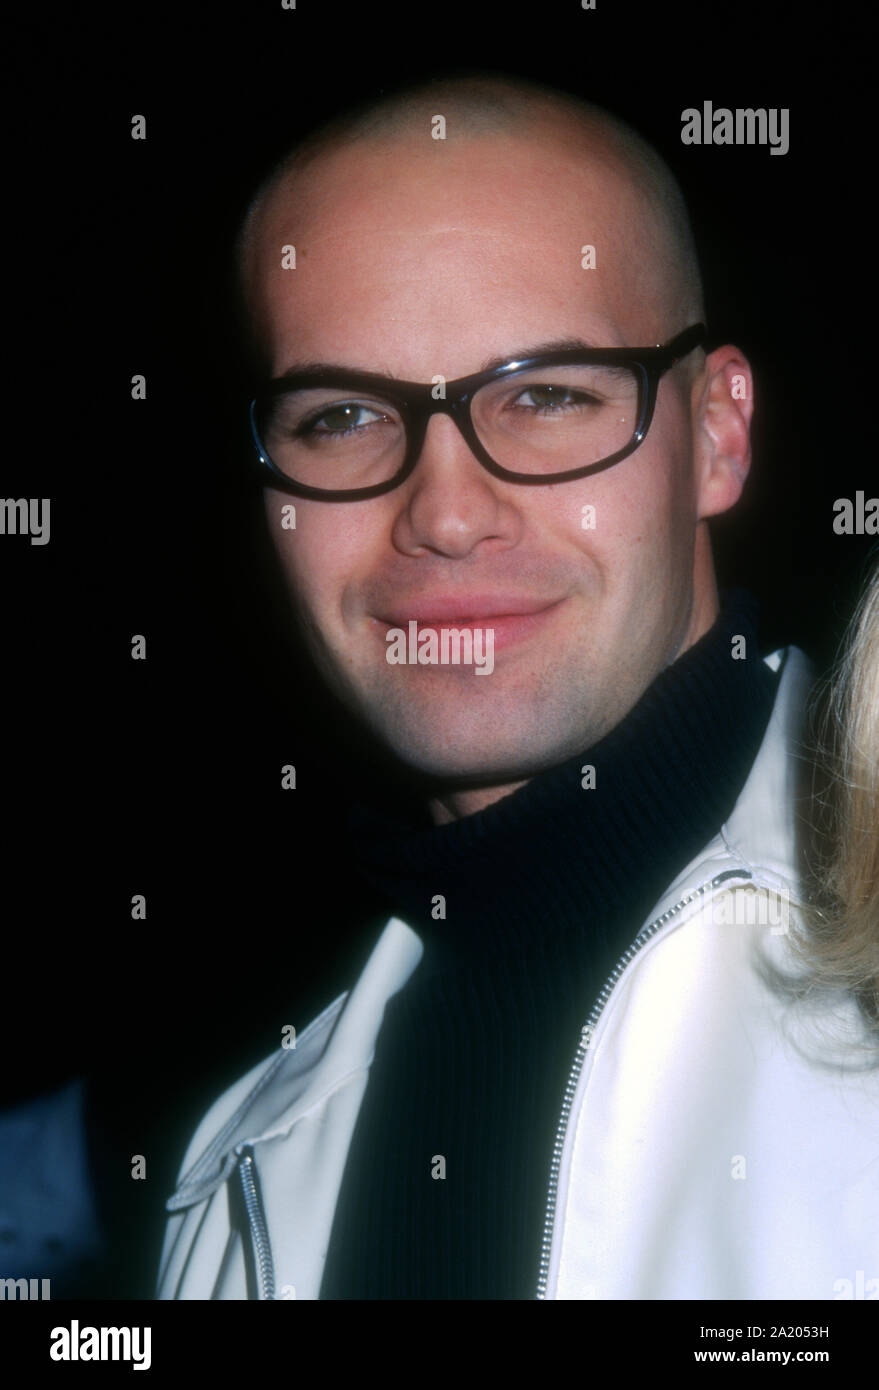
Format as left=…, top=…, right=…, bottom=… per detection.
left=366, top=708, right=579, bottom=785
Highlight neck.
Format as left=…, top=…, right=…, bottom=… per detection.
left=429, top=779, right=529, bottom=824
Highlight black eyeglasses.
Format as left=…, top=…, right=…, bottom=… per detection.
left=250, top=323, right=706, bottom=502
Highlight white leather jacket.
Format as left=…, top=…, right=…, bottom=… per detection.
left=157, top=646, right=879, bottom=1300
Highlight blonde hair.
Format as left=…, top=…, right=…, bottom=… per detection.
left=796, top=559, right=879, bottom=1035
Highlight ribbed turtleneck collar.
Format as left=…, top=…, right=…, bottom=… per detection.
left=346, top=589, right=779, bottom=975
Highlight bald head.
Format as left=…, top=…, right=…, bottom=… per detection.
left=237, top=74, right=705, bottom=375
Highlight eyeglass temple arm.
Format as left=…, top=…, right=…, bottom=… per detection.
left=667, top=323, right=708, bottom=363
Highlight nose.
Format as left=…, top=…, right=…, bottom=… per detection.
left=390, top=411, right=523, bottom=560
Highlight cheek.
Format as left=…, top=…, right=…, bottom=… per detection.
left=594, top=421, right=693, bottom=549
left=555, top=441, right=695, bottom=604
left=562, top=469, right=667, bottom=556
left=265, top=494, right=379, bottom=621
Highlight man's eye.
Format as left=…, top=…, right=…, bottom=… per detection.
left=512, top=385, right=600, bottom=412
left=303, top=402, right=387, bottom=435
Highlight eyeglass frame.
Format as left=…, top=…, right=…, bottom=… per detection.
left=249, top=322, right=707, bottom=502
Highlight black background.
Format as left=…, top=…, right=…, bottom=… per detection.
left=3, top=0, right=877, bottom=1313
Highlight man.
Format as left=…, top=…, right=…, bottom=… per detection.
left=157, top=74, right=879, bottom=1300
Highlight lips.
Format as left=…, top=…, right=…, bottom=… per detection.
left=372, top=594, right=564, bottom=655
left=375, top=594, right=561, bottom=625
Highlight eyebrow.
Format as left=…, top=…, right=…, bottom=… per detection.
left=480, top=338, right=602, bottom=372
left=272, top=338, right=606, bottom=384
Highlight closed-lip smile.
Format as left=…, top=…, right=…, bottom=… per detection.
left=373, top=594, right=565, bottom=653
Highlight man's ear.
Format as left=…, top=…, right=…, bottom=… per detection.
left=692, top=345, right=754, bottom=520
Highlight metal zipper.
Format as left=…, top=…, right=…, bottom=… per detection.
left=535, top=868, right=751, bottom=1299
left=237, top=1145, right=276, bottom=1300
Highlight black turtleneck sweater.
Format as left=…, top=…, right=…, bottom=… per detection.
left=318, top=589, right=780, bottom=1299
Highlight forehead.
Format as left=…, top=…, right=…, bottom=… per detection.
left=247, top=126, right=669, bottom=378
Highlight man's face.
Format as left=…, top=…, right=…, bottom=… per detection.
left=250, top=125, right=710, bottom=784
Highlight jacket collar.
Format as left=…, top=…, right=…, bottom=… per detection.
left=642, top=644, right=813, bottom=923
left=724, top=645, right=813, bottom=882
